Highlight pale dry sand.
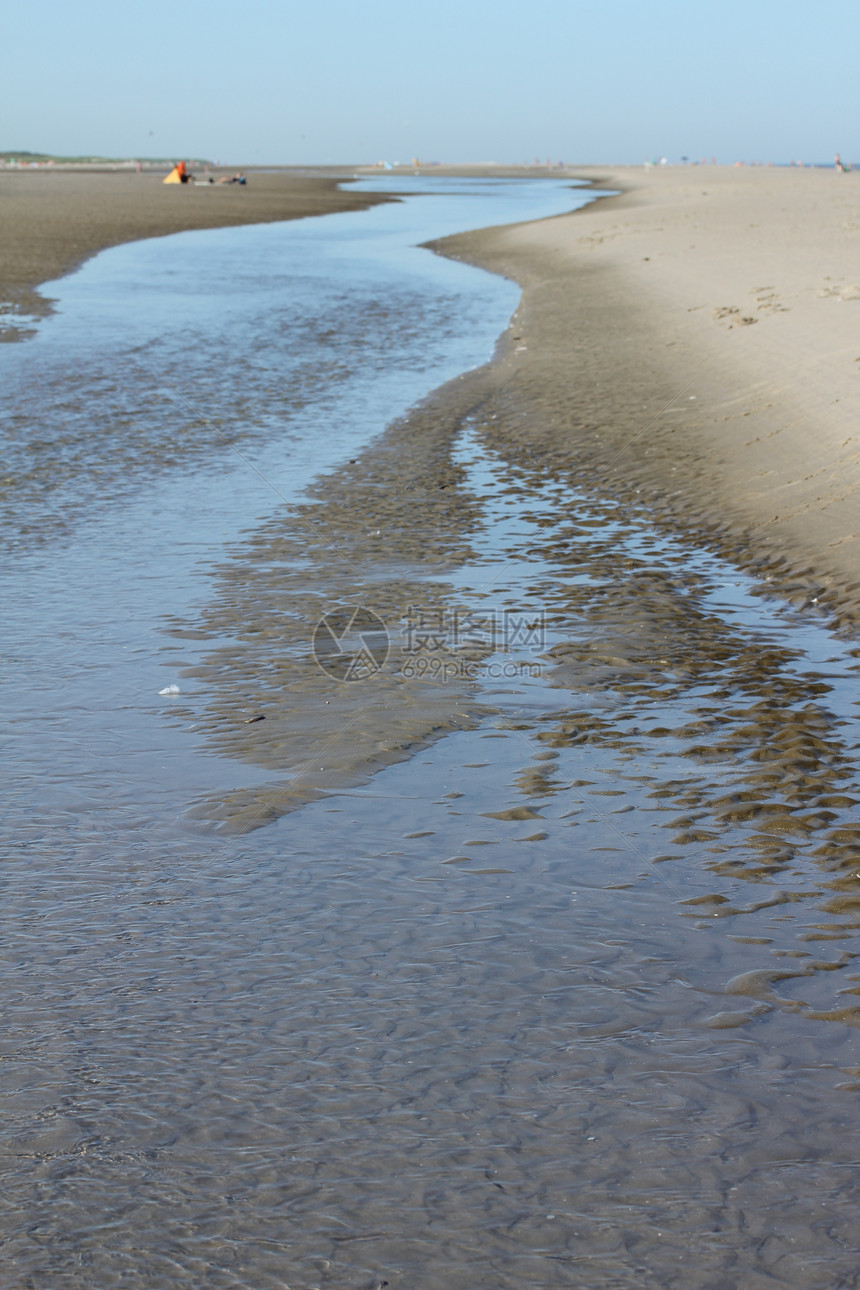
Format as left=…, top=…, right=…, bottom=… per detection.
left=439, top=164, right=860, bottom=624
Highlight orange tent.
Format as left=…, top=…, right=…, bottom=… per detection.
left=163, top=161, right=187, bottom=184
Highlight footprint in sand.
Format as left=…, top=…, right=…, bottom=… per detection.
left=713, top=305, right=757, bottom=325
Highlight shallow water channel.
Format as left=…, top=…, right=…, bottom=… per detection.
left=2, top=178, right=859, bottom=1288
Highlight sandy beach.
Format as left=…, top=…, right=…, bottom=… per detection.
left=442, top=164, right=860, bottom=625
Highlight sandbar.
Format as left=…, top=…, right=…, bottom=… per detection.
left=0, top=166, right=393, bottom=328
left=441, top=164, right=860, bottom=625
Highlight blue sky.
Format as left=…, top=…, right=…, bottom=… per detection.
left=4, top=0, right=858, bottom=164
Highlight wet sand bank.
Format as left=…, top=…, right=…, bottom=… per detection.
left=438, top=164, right=860, bottom=627
left=0, top=167, right=394, bottom=330
left=167, top=382, right=494, bottom=830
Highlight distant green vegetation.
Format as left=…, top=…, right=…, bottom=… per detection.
left=1, top=150, right=212, bottom=164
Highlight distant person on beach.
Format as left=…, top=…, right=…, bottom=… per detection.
left=217, top=172, right=246, bottom=185
left=162, top=160, right=192, bottom=184
left=835, top=152, right=847, bottom=172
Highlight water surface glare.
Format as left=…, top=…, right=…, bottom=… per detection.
left=2, top=178, right=859, bottom=1289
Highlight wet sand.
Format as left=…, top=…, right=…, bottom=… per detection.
left=172, top=376, right=860, bottom=1029
left=167, top=386, right=492, bottom=830
left=0, top=166, right=394, bottom=330
left=440, top=164, right=860, bottom=626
